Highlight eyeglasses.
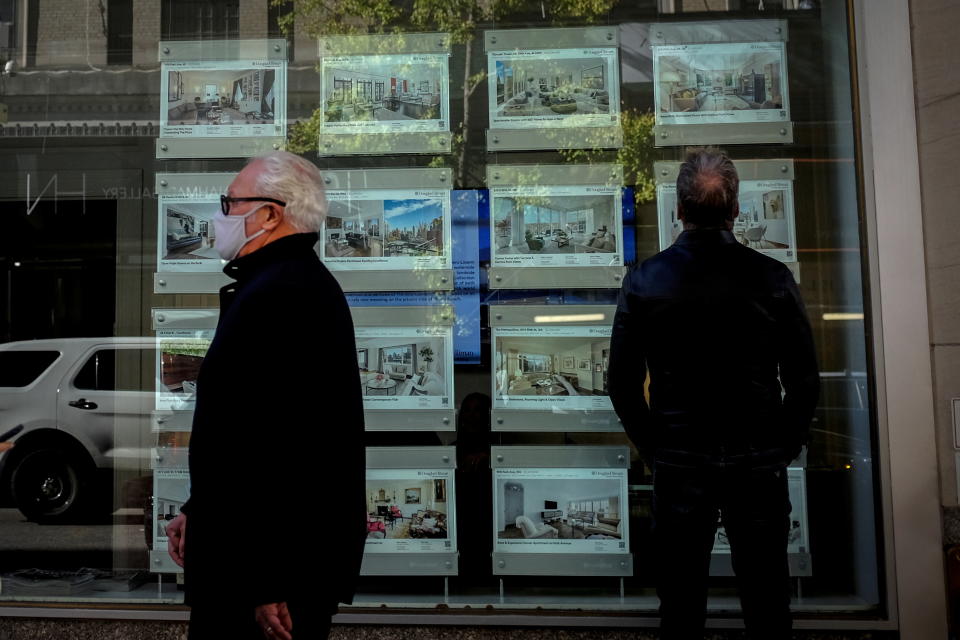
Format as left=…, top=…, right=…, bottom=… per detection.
left=220, top=195, right=286, bottom=216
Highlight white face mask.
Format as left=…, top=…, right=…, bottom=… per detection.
left=212, top=205, right=268, bottom=261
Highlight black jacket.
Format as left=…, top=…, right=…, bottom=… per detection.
left=608, top=229, right=819, bottom=468
left=181, top=232, right=366, bottom=610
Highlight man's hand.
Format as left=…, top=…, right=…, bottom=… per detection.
left=0, top=442, right=14, bottom=453
left=165, top=513, right=186, bottom=567
left=255, top=602, right=293, bottom=640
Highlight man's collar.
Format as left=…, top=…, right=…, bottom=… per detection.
left=223, top=232, right=318, bottom=280
left=675, top=228, right=738, bottom=246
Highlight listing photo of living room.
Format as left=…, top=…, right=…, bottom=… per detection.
left=491, top=53, right=613, bottom=122
left=164, top=67, right=277, bottom=127
left=655, top=43, right=786, bottom=120
left=322, top=56, right=445, bottom=125
left=492, top=191, right=618, bottom=259
left=356, top=336, right=447, bottom=399
left=324, top=197, right=444, bottom=259
left=494, top=335, right=610, bottom=399
left=495, top=475, right=625, bottom=543
left=366, top=476, right=451, bottom=542
left=160, top=202, right=220, bottom=268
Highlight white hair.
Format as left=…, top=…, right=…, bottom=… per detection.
left=249, top=151, right=327, bottom=233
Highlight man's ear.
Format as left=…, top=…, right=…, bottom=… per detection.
left=260, top=203, right=285, bottom=230
left=676, top=202, right=685, bottom=221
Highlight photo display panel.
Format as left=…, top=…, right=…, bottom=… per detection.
left=152, top=467, right=190, bottom=551
left=488, top=47, right=621, bottom=131
left=322, top=187, right=452, bottom=272
left=157, top=188, right=225, bottom=274
left=714, top=467, right=808, bottom=556
left=160, top=59, right=286, bottom=139
left=493, top=467, right=629, bottom=555
left=365, top=468, right=456, bottom=554
left=155, top=328, right=212, bottom=411
left=493, top=324, right=613, bottom=413
left=355, top=325, right=454, bottom=412
left=321, top=53, right=450, bottom=136
left=653, top=41, right=789, bottom=127
left=657, top=179, right=797, bottom=263
left=490, top=184, right=623, bottom=269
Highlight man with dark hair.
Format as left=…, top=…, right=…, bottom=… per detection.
left=608, top=147, right=819, bottom=639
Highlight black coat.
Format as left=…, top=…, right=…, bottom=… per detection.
left=181, top=232, right=366, bottom=610
left=609, top=229, right=820, bottom=468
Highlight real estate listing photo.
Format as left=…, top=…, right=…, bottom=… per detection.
left=161, top=203, right=219, bottom=263
left=324, top=198, right=444, bottom=259
left=493, top=193, right=618, bottom=255
left=494, top=336, right=610, bottom=398
left=323, top=59, right=444, bottom=123
left=153, top=476, right=189, bottom=540
left=656, top=48, right=785, bottom=115
left=158, top=338, right=210, bottom=401
left=366, top=478, right=449, bottom=540
left=493, top=55, right=611, bottom=119
left=356, top=338, right=446, bottom=398
left=496, top=477, right=623, bottom=541
left=165, top=68, right=277, bottom=126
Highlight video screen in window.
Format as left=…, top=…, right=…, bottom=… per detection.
left=355, top=326, right=454, bottom=411
left=366, top=469, right=456, bottom=554
left=653, top=41, right=790, bottom=126
left=320, top=54, right=451, bottom=135
left=321, top=188, right=452, bottom=272
left=493, top=467, right=629, bottom=554
left=160, top=61, right=286, bottom=138
left=657, top=179, right=797, bottom=263
left=490, top=184, right=622, bottom=269
left=493, top=325, right=613, bottom=412
left=487, top=47, right=621, bottom=130
left=156, top=330, right=212, bottom=411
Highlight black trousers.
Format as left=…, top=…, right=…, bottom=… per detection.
left=187, top=600, right=334, bottom=640
left=652, top=461, right=792, bottom=640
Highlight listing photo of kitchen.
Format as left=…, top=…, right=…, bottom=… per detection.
left=164, top=67, right=278, bottom=127
left=495, top=475, right=625, bottom=542
left=492, top=53, right=612, bottom=120
left=323, top=197, right=444, bottom=259
left=492, top=192, right=618, bottom=257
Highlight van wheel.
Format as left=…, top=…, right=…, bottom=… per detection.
left=10, top=448, right=91, bottom=523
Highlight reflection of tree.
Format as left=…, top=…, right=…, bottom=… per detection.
left=275, top=0, right=619, bottom=187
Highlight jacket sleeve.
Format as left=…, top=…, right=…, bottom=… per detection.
left=776, top=269, right=820, bottom=460
left=608, top=269, right=652, bottom=459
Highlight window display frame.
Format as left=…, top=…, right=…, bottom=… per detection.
left=154, top=173, right=235, bottom=294
left=318, top=33, right=453, bottom=157
left=321, top=168, right=455, bottom=292
left=157, top=39, right=288, bottom=159
left=361, top=447, right=458, bottom=576
left=650, top=20, right=793, bottom=147
left=351, top=306, right=456, bottom=431
left=490, top=446, right=632, bottom=577
left=484, top=27, right=623, bottom=152
left=490, top=305, right=620, bottom=432
left=487, top=164, right=626, bottom=289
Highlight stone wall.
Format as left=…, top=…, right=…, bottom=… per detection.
left=35, top=0, right=106, bottom=67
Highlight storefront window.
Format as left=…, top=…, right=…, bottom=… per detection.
left=0, top=0, right=882, bottom=623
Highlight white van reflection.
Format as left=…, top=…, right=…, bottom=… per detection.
left=0, top=338, right=193, bottom=523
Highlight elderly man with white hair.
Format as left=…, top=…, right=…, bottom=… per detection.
left=165, top=151, right=366, bottom=640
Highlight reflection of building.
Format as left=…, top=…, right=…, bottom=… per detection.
left=324, top=64, right=442, bottom=122
left=495, top=57, right=609, bottom=116
left=658, top=51, right=783, bottom=113
left=494, top=195, right=616, bottom=255
left=496, top=477, right=622, bottom=540
left=366, top=478, right=448, bottom=539
left=357, top=338, right=445, bottom=396
left=495, top=336, right=609, bottom=397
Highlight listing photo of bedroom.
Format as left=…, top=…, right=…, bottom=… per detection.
left=161, top=203, right=219, bottom=262
left=323, top=61, right=443, bottom=122
left=496, top=477, right=623, bottom=540
left=493, top=194, right=617, bottom=255
left=366, top=478, right=449, bottom=540
left=324, top=198, right=444, bottom=259
left=166, top=68, right=277, bottom=126
left=494, top=336, right=610, bottom=398
left=657, top=50, right=784, bottom=114
left=494, top=56, right=610, bottom=118
left=356, top=337, right=446, bottom=397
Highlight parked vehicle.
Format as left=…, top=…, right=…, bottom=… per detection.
left=0, top=338, right=159, bottom=523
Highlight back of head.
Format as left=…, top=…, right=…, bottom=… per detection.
left=249, top=150, right=327, bottom=233
left=676, top=147, right=739, bottom=227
